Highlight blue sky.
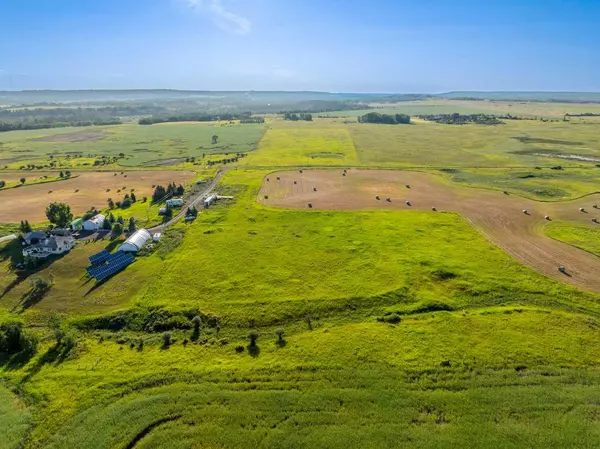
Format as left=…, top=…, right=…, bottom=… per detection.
left=0, top=0, right=599, bottom=92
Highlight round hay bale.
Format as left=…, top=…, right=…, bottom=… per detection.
left=266, top=178, right=270, bottom=182
left=545, top=215, right=550, bottom=220
left=106, top=188, right=110, bottom=192
left=593, top=204, right=598, bottom=209
left=593, top=218, right=598, bottom=223
left=343, top=169, right=347, bottom=173
left=277, top=177, right=280, bottom=181
left=342, top=173, right=346, bottom=177
left=308, top=203, right=313, bottom=209
left=376, top=195, right=380, bottom=200
left=48, top=190, right=52, bottom=194
left=405, top=184, right=411, bottom=189
left=75, top=189, right=79, bottom=193
left=580, top=207, right=585, bottom=212
left=124, top=175, right=127, bottom=178
left=406, top=200, right=411, bottom=206
left=386, top=197, right=391, bottom=202
left=313, top=187, right=317, bottom=192
left=117, top=189, right=121, bottom=193
left=503, top=191, right=509, bottom=195
left=432, top=207, right=437, bottom=211
left=299, top=169, right=303, bottom=173
left=294, top=181, right=297, bottom=185
left=522, top=209, right=528, bottom=214
left=559, top=266, right=566, bottom=273
left=264, top=195, right=269, bottom=200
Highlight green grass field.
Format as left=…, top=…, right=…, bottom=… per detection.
left=0, top=122, right=265, bottom=168
left=3, top=101, right=600, bottom=447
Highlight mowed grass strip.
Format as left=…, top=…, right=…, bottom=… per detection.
left=0, top=386, right=31, bottom=449
left=242, top=121, right=358, bottom=167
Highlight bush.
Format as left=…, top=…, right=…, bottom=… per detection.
left=0, top=320, right=38, bottom=357
left=384, top=313, right=401, bottom=324
left=162, top=332, right=171, bottom=348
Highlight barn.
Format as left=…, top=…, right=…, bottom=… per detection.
left=83, top=214, right=106, bottom=231
left=118, top=229, right=152, bottom=252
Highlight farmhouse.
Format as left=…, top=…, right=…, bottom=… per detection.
left=22, top=235, right=75, bottom=259
left=118, top=229, right=151, bottom=252
left=83, top=214, right=106, bottom=231
left=23, top=231, right=47, bottom=245
left=166, top=198, right=184, bottom=207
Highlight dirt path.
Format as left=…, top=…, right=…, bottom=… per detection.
left=259, top=169, right=600, bottom=294
left=148, top=168, right=228, bottom=232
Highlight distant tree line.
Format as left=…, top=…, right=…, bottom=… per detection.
left=139, top=112, right=252, bottom=125
left=418, top=113, right=504, bottom=125
left=284, top=112, right=313, bottom=121
left=0, top=117, right=121, bottom=133
left=358, top=112, right=411, bottom=124
left=239, top=117, right=265, bottom=124
left=564, top=112, right=600, bottom=117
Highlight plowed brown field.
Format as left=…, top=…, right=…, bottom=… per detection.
left=0, top=170, right=195, bottom=222
left=259, top=169, right=600, bottom=294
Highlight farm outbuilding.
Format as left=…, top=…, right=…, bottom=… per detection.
left=118, top=229, right=152, bottom=252
left=83, top=214, right=106, bottom=231
left=204, top=195, right=217, bottom=208
left=166, top=198, right=184, bottom=208
left=71, top=218, right=83, bottom=231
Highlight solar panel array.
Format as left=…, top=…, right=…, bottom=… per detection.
left=89, top=249, right=110, bottom=266
left=85, top=251, right=135, bottom=282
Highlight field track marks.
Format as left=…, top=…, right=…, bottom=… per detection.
left=259, top=169, right=600, bottom=294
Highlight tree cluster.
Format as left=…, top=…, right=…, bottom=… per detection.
left=151, top=183, right=185, bottom=203
left=284, top=112, right=313, bottom=121
left=45, top=202, right=73, bottom=228
left=358, top=112, right=411, bottom=124
left=418, top=113, right=504, bottom=125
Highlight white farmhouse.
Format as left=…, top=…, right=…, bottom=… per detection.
left=83, top=214, right=106, bottom=231
left=22, top=236, right=75, bottom=259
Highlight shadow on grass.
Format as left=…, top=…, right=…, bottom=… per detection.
left=276, top=339, right=287, bottom=349
left=0, top=349, right=37, bottom=371
left=247, top=344, right=261, bottom=358
left=12, top=284, right=52, bottom=313
left=20, top=344, right=72, bottom=383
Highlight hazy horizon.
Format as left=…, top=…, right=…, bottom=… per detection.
left=1, top=0, right=599, bottom=92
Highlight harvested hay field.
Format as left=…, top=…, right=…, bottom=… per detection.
left=34, top=130, right=109, bottom=142
left=260, top=169, right=600, bottom=294
left=0, top=170, right=195, bottom=222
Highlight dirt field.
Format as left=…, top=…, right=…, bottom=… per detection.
left=259, top=170, right=600, bottom=294
left=35, top=130, right=109, bottom=142
left=0, top=170, right=195, bottom=222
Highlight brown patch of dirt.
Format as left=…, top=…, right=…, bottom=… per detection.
left=0, top=170, right=195, bottom=222
left=259, top=169, right=600, bottom=294
left=35, top=130, right=109, bottom=143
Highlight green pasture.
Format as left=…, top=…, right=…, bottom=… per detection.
left=6, top=307, right=600, bottom=448
left=242, top=121, right=358, bottom=167
left=3, top=100, right=600, bottom=447
left=0, top=122, right=265, bottom=168
left=544, top=220, right=600, bottom=257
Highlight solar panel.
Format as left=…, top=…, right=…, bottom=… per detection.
left=91, top=253, right=135, bottom=282
left=89, top=250, right=110, bottom=265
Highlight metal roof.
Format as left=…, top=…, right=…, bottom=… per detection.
left=119, top=229, right=151, bottom=251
